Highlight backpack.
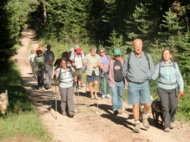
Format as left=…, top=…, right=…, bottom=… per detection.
left=127, top=51, right=150, bottom=70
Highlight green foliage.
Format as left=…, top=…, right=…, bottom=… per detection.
left=39, top=0, right=90, bottom=43
left=0, top=0, right=37, bottom=62
left=177, top=91, right=190, bottom=121
left=176, top=33, right=190, bottom=85
left=125, top=2, right=156, bottom=40
left=0, top=61, right=33, bottom=113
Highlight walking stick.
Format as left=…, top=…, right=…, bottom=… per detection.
left=50, top=79, right=58, bottom=119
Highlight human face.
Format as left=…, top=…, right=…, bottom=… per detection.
left=61, top=60, right=67, bottom=69
left=99, top=50, right=105, bottom=57
left=114, top=55, right=120, bottom=61
left=133, top=40, right=143, bottom=55
left=163, top=50, right=172, bottom=62
left=91, top=49, right=96, bottom=56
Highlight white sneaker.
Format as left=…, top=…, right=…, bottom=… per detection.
left=106, top=94, right=110, bottom=98
left=102, top=94, right=106, bottom=98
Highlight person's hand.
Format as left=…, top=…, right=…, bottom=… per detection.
left=93, top=65, right=97, bottom=68
left=178, top=91, right=184, bottom=99
left=53, top=74, right=57, bottom=80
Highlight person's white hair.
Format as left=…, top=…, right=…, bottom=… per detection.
left=99, top=48, right=105, bottom=52
left=90, top=46, right=97, bottom=51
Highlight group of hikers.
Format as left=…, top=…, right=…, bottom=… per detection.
left=29, top=38, right=184, bottom=133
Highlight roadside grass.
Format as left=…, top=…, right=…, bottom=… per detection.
left=0, top=60, right=51, bottom=141
left=0, top=112, right=50, bottom=141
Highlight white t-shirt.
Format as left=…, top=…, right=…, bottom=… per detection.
left=74, top=55, right=83, bottom=69
left=29, top=54, right=36, bottom=62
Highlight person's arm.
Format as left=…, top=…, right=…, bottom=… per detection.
left=69, top=51, right=75, bottom=61
left=148, top=54, right=155, bottom=75
left=122, top=55, right=129, bottom=78
left=151, top=64, right=159, bottom=80
left=175, top=63, right=184, bottom=98
left=55, top=68, right=61, bottom=80
left=83, top=55, right=88, bottom=66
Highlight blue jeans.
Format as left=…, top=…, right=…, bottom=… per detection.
left=111, top=81, right=124, bottom=111
left=100, top=72, right=110, bottom=95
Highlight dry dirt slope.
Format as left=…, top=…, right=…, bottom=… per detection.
left=15, top=28, right=190, bottom=142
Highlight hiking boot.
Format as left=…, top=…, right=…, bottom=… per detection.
left=113, top=110, right=118, bottom=116
left=90, top=95, right=94, bottom=100
left=118, top=110, right=123, bottom=115
left=94, top=94, right=98, bottom=100
left=68, top=112, right=74, bottom=118
left=143, top=118, right=150, bottom=130
left=61, top=112, right=66, bottom=116
left=142, top=113, right=150, bottom=130
left=133, top=123, right=140, bottom=133
left=101, top=94, right=106, bottom=98
left=165, top=127, right=170, bottom=132
left=170, top=122, right=174, bottom=129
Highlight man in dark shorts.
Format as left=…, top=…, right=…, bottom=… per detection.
left=83, top=47, right=101, bottom=99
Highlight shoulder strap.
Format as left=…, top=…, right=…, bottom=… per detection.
left=143, top=52, right=150, bottom=70
left=172, top=62, right=176, bottom=69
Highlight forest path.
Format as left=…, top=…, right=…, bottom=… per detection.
left=15, top=28, right=190, bottom=142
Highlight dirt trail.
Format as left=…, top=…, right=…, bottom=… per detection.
left=15, top=28, right=190, bottom=142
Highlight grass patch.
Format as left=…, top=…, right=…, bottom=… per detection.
left=0, top=112, right=51, bottom=141
left=0, top=60, right=51, bottom=141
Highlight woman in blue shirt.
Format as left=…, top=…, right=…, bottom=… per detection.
left=152, top=49, right=184, bottom=132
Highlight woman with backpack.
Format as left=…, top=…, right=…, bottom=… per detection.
left=55, top=59, right=76, bottom=118
left=33, top=47, right=45, bottom=91
left=151, top=49, right=184, bottom=132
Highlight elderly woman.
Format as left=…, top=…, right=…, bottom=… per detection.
left=152, top=49, right=184, bottom=132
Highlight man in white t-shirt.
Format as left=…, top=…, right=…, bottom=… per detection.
left=70, top=46, right=84, bottom=88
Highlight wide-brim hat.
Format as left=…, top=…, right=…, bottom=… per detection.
left=36, top=47, right=43, bottom=53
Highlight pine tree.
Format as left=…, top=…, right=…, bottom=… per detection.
left=176, top=33, right=190, bottom=85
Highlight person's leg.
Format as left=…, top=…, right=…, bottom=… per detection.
left=100, top=76, right=105, bottom=97
left=67, top=86, right=74, bottom=116
left=59, top=87, right=67, bottom=114
left=78, top=68, right=83, bottom=87
left=111, top=84, right=118, bottom=113
left=48, top=65, right=53, bottom=87
left=117, top=81, right=124, bottom=111
left=87, top=75, right=94, bottom=99
left=169, top=88, right=178, bottom=127
left=158, top=88, right=170, bottom=130
left=104, top=73, right=111, bottom=98
left=45, top=66, right=49, bottom=88
left=140, top=81, right=151, bottom=129
left=37, top=71, right=41, bottom=89
left=94, top=80, right=99, bottom=99
left=128, top=82, right=141, bottom=133
left=88, top=82, right=94, bottom=98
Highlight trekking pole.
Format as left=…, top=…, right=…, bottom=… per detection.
left=54, top=79, right=58, bottom=119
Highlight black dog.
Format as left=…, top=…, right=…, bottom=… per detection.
left=151, top=100, right=164, bottom=126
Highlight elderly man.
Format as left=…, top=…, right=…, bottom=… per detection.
left=83, top=47, right=101, bottom=99
left=123, top=39, right=154, bottom=133
left=44, top=44, right=55, bottom=90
